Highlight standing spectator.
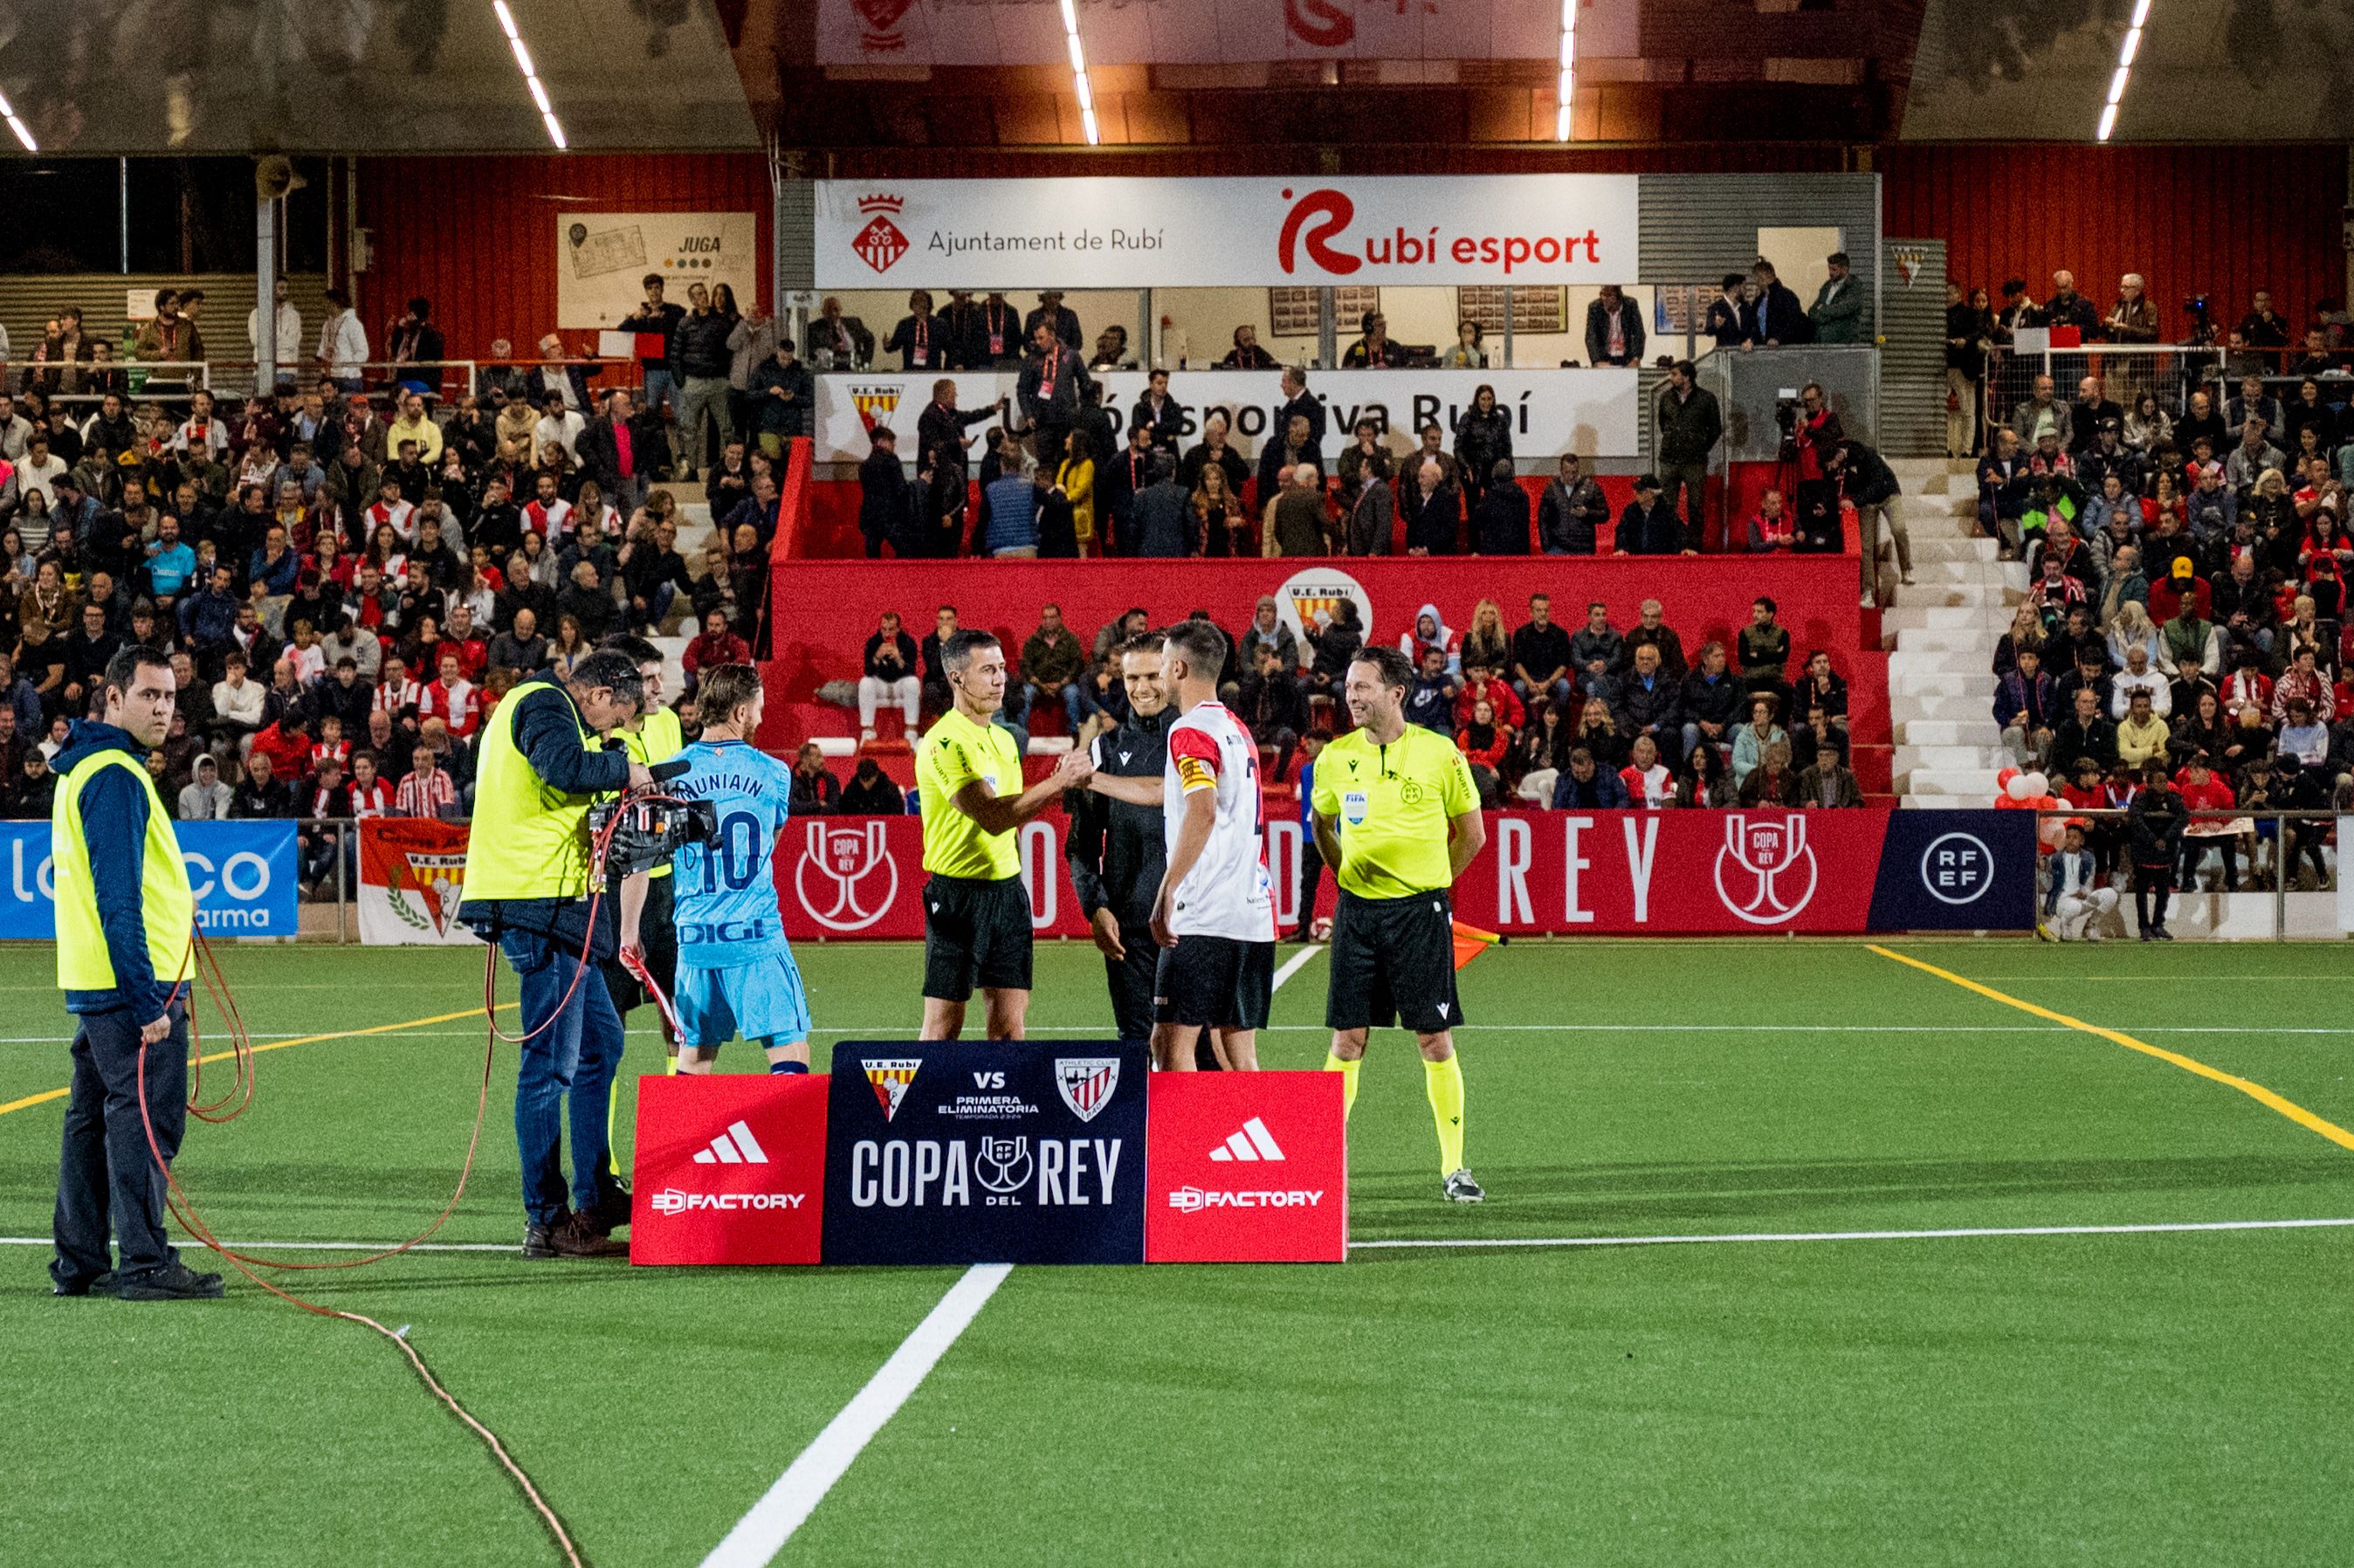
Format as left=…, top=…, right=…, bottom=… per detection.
left=981, top=453, right=1043, bottom=559
left=1469, top=464, right=1526, bottom=554
left=581, top=389, right=666, bottom=522
left=1025, top=292, right=1083, bottom=352
left=617, top=275, right=685, bottom=421
left=1614, top=475, right=1684, bottom=555
left=857, top=426, right=912, bottom=560
left=1129, top=370, right=1186, bottom=453
left=1015, top=322, right=1086, bottom=472
left=1192, top=464, right=1248, bottom=560
left=1704, top=273, right=1748, bottom=346
left=883, top=291, right=950, bottom=373
left=1453, top=386, right=1513, bottom=512
left=1945, top=284, right=1994, bottom=457
left=1745, top=260, right=1808, bottom=347
left=1400, top=458, right=1461, bottom=557
left=1978, top=429, right=2032, bottom=555
left=1538, top=452, right=1607, bottom=555
left=1125, top=455, right=1194, bottom=559
left=1509, top=594, right=1573, bottom=712
left=2126, top=761, right=2185, bottom=938
left=1832, top=436, right=1911, bottom=604
left=1807, top=252, right=1865, bottom=344
left=671, top=287, right=737, bottom=479
left=1584, top=285, right=1644, bottom=366
left=1654, top=361, right=1722, bottom=547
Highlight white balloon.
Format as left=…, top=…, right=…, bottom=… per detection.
left=2006, top=774, right=2033, bottom=801
left=2022, top=771, right=2049, bottom=796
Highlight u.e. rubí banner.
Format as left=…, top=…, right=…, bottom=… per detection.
left=814, top=176, right=1639, bottom=290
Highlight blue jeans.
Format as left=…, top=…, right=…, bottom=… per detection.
left=1514, top=677, right=1573, bottom=712
left=630, top=579, right=677, bottom=630
left=1026, top=683, right=1084, bottom=732
left=642, top=368, right=678, bottom=419
left=500, top=930, right=627, bottom=1226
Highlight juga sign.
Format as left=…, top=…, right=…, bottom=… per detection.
left=814, top=176, right=1640, bottom=289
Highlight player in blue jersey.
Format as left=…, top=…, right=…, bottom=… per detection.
left=627, top=664, right=813, bottom=1074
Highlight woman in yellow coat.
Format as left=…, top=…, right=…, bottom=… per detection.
left=1057, top=431, right=1098, bottom=554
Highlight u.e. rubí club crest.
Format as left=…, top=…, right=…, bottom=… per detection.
left=393, top=849, right=468, bottom=937
left=864, top=1058, right=922, bottom=1121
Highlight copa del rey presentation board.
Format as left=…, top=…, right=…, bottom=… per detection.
left=814, top=176, right=1640, bottom=290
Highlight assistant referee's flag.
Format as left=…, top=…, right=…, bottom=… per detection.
left=1450, top=920, right=1502, bottom=973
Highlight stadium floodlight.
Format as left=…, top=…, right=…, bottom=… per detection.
left=0, top=87, right=34, bottom=153
left=2096, top=3, right=2147, bottom=142
left=1060, top=0, right=1099, bottom=145
left=1554, top=0, right=1577, bottom=141
left=493, top=2, right=568, bottom=151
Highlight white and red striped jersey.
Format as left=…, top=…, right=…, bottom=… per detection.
left=396, top=767, right=458, bottom=817
left=367, top=497, right=417, bottom=546
left=417, top=677, right=478, bottom=738
left=1161, top=701, right=1277, bottom=942
left=374, top=677, right=422, bottom=715
left=523, top=497, right=573, bottom=542
left=346, top=778, right=394, bottom=819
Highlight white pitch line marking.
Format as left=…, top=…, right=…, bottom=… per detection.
left=1349, top=1217, right=2354, bottom=1250
left=697, top=1263, right=1014, bottom=1568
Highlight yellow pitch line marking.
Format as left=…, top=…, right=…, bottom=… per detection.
left=0, top=1003, right=515, bottom=1118
left=1867, top=945, right=2354, bottom=1152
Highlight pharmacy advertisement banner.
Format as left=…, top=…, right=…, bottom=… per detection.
left=357, top=817, right=481, bottom=946
left=557, top=211, right=759, bottom=330
left=0, top=821, right=299, bottom=940
left=815, top=176, right=1640, bottom=289
left=813, top=367, right=1642, bottom=463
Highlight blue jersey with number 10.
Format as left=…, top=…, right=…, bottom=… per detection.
left=669, top=739, right=796, bottom=969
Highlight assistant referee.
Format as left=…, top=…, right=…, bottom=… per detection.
left=916, top=628, right=1091, bottom=1040
left=1310, top=645, right=1489, bottom=1204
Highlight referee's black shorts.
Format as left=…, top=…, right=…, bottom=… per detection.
left=1325, top=888, right=1462, bottom=1035
left=923, top=873, right=1035, bottom=1001
left=1154, top=935, right=1275, bottom=1031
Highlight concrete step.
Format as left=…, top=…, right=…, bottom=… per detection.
left=1896, top=744, right=2006, bottom=773
left=1889, top=584, right=2018, bottom=611
left=1890, top=671, right=1993, bottom=698
left=1910, top=560, right=2019, bottom=586
left=1898, top=794, right=1980, bottom=808
left=1901, top=767, right=2004, bottom=797
left=1910, top=536, right=2000, bottom=562
left=1896, top=719, right=2004, bottom=746
left=1889, top=691, right=2000, bottom=722
left=1901, top=492, right=1978, bottom=516
left=1894, top=633, right=1997, bottom=659
left=653, top=632, right=691, bottom=704
left=1884, top=604, right=1998, bottom=631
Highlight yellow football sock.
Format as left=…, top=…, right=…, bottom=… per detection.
left=1323, top=1051, right=1361, bottom=1119
left=1424, top=1054, right=1465, bottom=1176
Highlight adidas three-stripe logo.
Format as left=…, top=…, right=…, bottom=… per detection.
left=692, top=1120, right=770, bottom=1165
left=1207, top=1118, right=1286, bottom=1162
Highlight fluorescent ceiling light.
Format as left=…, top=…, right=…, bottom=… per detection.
left=2097, top=3, right=2146, bottom=141
left=1060, top=0, right=1098, bottom=145
left=0, top=87, right=33, bottom=153
left=495, top=3, right=567, bottom=150
left=1555, top=0, right=1578, bottom=141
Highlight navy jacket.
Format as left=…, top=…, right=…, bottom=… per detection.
left=456, top=684, right=631, bottom=958
left=1551, top=766, right=1630, bottom=810
left=56, top=721, right=177, bottom=1020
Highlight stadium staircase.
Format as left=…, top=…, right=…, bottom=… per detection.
left=649, top=500, right=718, bottom=695
left=1883, top=457, right=2027, bottom=808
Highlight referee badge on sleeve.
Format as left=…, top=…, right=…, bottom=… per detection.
left=1342, top=790, right=1368, bottom=826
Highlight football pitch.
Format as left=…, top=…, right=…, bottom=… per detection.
left=3, top=937, right=2353, bottom=1566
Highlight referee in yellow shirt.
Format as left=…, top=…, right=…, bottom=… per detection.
left=1311, top=645, right=1489, bottom=1203
left=917, top=628, right=1092, bottom=1040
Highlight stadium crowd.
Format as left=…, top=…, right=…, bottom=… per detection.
left=813, top=590, right=1862, bottom=817
left=1950, top=273, right=2354, bottom=933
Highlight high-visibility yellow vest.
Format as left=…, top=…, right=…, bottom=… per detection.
left=52, top=748, right=195, bottom=995
left=625, top=706, right=685, bottom=881
left=460, top=679, right=604, bottom=904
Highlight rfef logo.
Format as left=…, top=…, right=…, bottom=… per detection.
left=851, top=193, right=910, bottom=274
left=1712, top=814, right=1819, bottom=925
left=1919, top=831, right=1996, bottom=905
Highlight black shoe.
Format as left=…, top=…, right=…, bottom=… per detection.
left=51, top=1269, right=117, bottom=1297
left=2154, top=925, right=2174, bottom=941
left=522, top=1210, right=571, bottom=1259
left=586, top=1186, right=634, bottom=1236
left=115, top=1262, right=224, bottom=1301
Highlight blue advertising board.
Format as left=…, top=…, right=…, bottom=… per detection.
left=1864, top=808, right=2039, bottom=932
left=0, top=821, right=302, bottom=940
left=823, top=1041, right=1149, bottom=1265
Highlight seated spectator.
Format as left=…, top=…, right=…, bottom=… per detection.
left=838, top=756, right=902, bottom=815
left=2110, top=645, right=2172, bottom=720
left=1613, top=475, right=1684, bottom=555
left=1022, top=603, right=1087, bottom=732
left=1571, top=697, right=1625, bottom=773
left=1616, top=643, right=1683, bottom=767
left=1620, top=734, right=1673, bottom=808
left=1738, top=739, right=1800, bottom=806
left=1403, top=647, right=1460, bottom=735
left=788, top=742, right=843, bottom=815
left=1396, top=603, right=1459, bottom=672
left=1217, top=324, right=1277, bottom=370
left=177, top=753, right=232, bottom=820
left=1730, top=696, right=1787, bottom=785
left=1995, top=647, right=2056, bottom=767
left=2279, top=697, right=2328, bottom=766
left=395, top=740, right=458, bottom=817
left=418, top=651, right=478, bottom=739
left=1509, top=594, right=1573, bottom=712
left=1457, top=663, right=1524, bottom=732
left=1675, top=739, right=1736, bottom=807
left=1679, top=642, right=1742, bottom=761
left=1236, top=643, right=1305, bottom=746
left=1550, top=746, right=1628, bottom=809
left=1746, top=489, right=1794, bottom=551
left=1073, top=648, right=1132, bottom=734
left=859, top=609, right=921, bottom=739
left=1626, top=600, right=1688, bottom=677
left=1797, top=736, right=1862, bottom=808
left=1736, top=597, right=1792, bottom=695
left=2116, top=688, right=2172, bottom=769
left=232, top=751, right=291, bottom=818
left=2051, top=685, right=2119, bottom=779
left=1302, top=600, right=1364, bottom=713
left=682, top=609, right=751, bottom=693
left=1456, top=699, right=1512, bottom=797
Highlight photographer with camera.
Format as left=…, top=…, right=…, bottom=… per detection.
left=458, top=649, right=654, bottom=1260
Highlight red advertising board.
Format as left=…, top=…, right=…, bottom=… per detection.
left=630, top=1074, right=829, bottom=1265
left=777, top=809, right=2032, bottom=941
left=1146, top=1073, right=1347, bottom=1263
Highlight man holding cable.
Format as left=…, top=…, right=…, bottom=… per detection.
left=459, top=648, right=655, bottom=1260
left=50, top=646, right=224, bottom=1301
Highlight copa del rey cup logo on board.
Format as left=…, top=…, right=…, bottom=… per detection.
left=1056, top=1058, right=1121, bottom=1124
left=1711, top=814, right=1820, bottom=926
left=795, top=820, right=898, bottom=933
left=852, top=194, right=911, bottom=274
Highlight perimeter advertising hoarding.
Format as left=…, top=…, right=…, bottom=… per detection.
left=822, top=1041, right=1151, bottom=1265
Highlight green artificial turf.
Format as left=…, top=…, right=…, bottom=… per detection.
left=2, top=939, right=2351, bottom=1566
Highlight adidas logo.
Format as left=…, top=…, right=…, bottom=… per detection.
left=1207, top=1117, right=1285, bottom=1163
left=692, top=1119, right=770, bottom=1166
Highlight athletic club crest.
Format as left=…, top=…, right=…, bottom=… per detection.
left=1712, top=813, right=1819, bottom=925
left=795, top=820, right=899, bottom=933
left=851, top=194, right=910, bottom=274
left=864, top=1058, right=922, bottom=1121
left=1055, top=1057, right=1121, bottom=1123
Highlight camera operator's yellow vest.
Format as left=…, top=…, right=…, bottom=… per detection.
left=463, top=679, right=602, bottom=903
left=623, top=706, right=685, bottom=881
left=52, top=750, right=195, bottom=994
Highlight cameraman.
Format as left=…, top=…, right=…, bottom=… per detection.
left=458, top=649, right=653, bottom=1261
